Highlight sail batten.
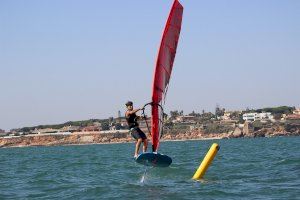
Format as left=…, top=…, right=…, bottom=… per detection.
left=151, top=0, right=183, bottom=152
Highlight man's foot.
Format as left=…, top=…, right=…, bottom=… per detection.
left=134, top=154, right=138, bottom=159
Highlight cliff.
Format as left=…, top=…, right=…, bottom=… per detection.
left=1, top=124, right=300, bottom=148
left=0, top=132, right=131, bottom=148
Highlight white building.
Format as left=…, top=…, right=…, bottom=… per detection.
left=243, top=113, right=257, bottom=121
left=293, top=108, right=300, bottom=115
left=243, top=112, right=274, bottom=121
left=174, top=115, right=197, bottom=123
left=258, top=112, right=274, bottom=121
left=220, top=112, right=231, bottom=121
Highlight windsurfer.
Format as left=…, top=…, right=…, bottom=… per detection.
left=125, top=101, right=149, bottom=158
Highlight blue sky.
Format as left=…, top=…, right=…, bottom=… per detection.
left=1, top=0, right=299, bottom=131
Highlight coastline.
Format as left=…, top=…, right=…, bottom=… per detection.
left=1, top=130, right=299, bottom=148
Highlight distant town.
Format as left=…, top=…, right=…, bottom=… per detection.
left=1, top=105, right=300, bottom=139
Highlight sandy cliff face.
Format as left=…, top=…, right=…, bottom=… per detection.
left=162, top=130, right=229, bottom=140
left=0, top=132, right=132, bottom=148
left=1, top=125, right=299, bottom=148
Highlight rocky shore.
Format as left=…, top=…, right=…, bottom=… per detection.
left=1, top=124, right=300, bottom=148
left=0, top=132, right=131, bottom=148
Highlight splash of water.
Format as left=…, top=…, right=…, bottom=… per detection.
left=140, top=167, right=153, bottom=184
left=140, top=168, right=148, bottom=184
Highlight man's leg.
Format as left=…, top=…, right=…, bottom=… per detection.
left=135, top=128, right=147, bottom=153
left=135, top=138, right=143, bottom=157
left=142, top=139, right=148, bottom=153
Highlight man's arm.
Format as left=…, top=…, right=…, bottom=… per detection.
left=125, top=108, right=141, bottom=116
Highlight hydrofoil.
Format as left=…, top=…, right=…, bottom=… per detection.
left=135, top=152, right=172, bottom=168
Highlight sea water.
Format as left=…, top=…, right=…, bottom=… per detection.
left=1, top=137, right=299, bottom=199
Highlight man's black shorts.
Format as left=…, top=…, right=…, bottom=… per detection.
left=130, top=127, right=147, bottom=141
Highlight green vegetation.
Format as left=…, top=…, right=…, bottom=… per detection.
left=199, top=112, right=215, bottom=123
left=256, top=106, right=295, bottom=115
left=13, top=105, right=297, bottom=135
left=215, top=106, right=225, bottom=118
left=101, top=121, right=110, bottom=131
left=188, top=111, right=201, bottom=117
left=252, top=120, right=263, bottom=131
left=164, top=123, right=191, bottom=135
left=203, top=123, right=234, bottom=134
left=170, top=110, right=183, bottom=119
left=19, top=119, right=109, bottom=132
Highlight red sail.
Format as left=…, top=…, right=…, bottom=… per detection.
left=151, top=0, right=183, bottom=152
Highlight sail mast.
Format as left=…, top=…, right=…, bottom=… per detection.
left=151, top=0, right=183, bottom=152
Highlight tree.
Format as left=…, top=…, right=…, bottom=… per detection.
left=189, top=111, right=196, bottom=116
left=189, top=111, right=201, bottom=117
left=170, top=110, right=180, bottom=119
left=215, top=106, right=225, bottom=118
left=230, top=111, right=241, bottom=120
left=20, top=127, right=31, bottom=133
left=108, top=117, right=114, bottom=123
left=200, top=112, right=215, bottom=121
left=274, top=113, right=282, bottom=120
left=101, top=121, right=110, bottom=131
left=114, top=123, right=122, bottom=130
left=254, top=106, right=294, bottom=115
left=238, top=115, right=245, bottom=124
left=252, top=120, right=263, bottom=131
left=163, top=113, right=168, bottom=120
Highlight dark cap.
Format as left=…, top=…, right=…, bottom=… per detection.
left=125, top=101, right=133, bottom=106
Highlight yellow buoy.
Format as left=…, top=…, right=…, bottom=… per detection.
left=192, top=143, right=220, bottom=180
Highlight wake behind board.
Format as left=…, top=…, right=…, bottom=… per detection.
left=135, top=152, right=172, bottom=167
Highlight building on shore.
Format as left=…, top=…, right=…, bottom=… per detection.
left=221, top=111, right=232, bottom=121
left=242, top=113, right=256, bottom=121
left=243, top=112, right=274, bottom=122
left=0, top=129, right=7, bottom=137
left=115, top=117, right=128, bottom=128
left=174, top=115, right=197, bottom=123
left=61, top=125, right=80, bottom=133
left=219, top=111, right=241, bottom=121
left=92, top=122, right=102, bottom=127
left=286, top=114, right=300, bottom=120
left=81, top=125, right=101, bottom=132
left=243, top=121, right=254, bottom=137
left=293, top=108, right=300, bottom=115
left=31, top=128, right=60, bottom=134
